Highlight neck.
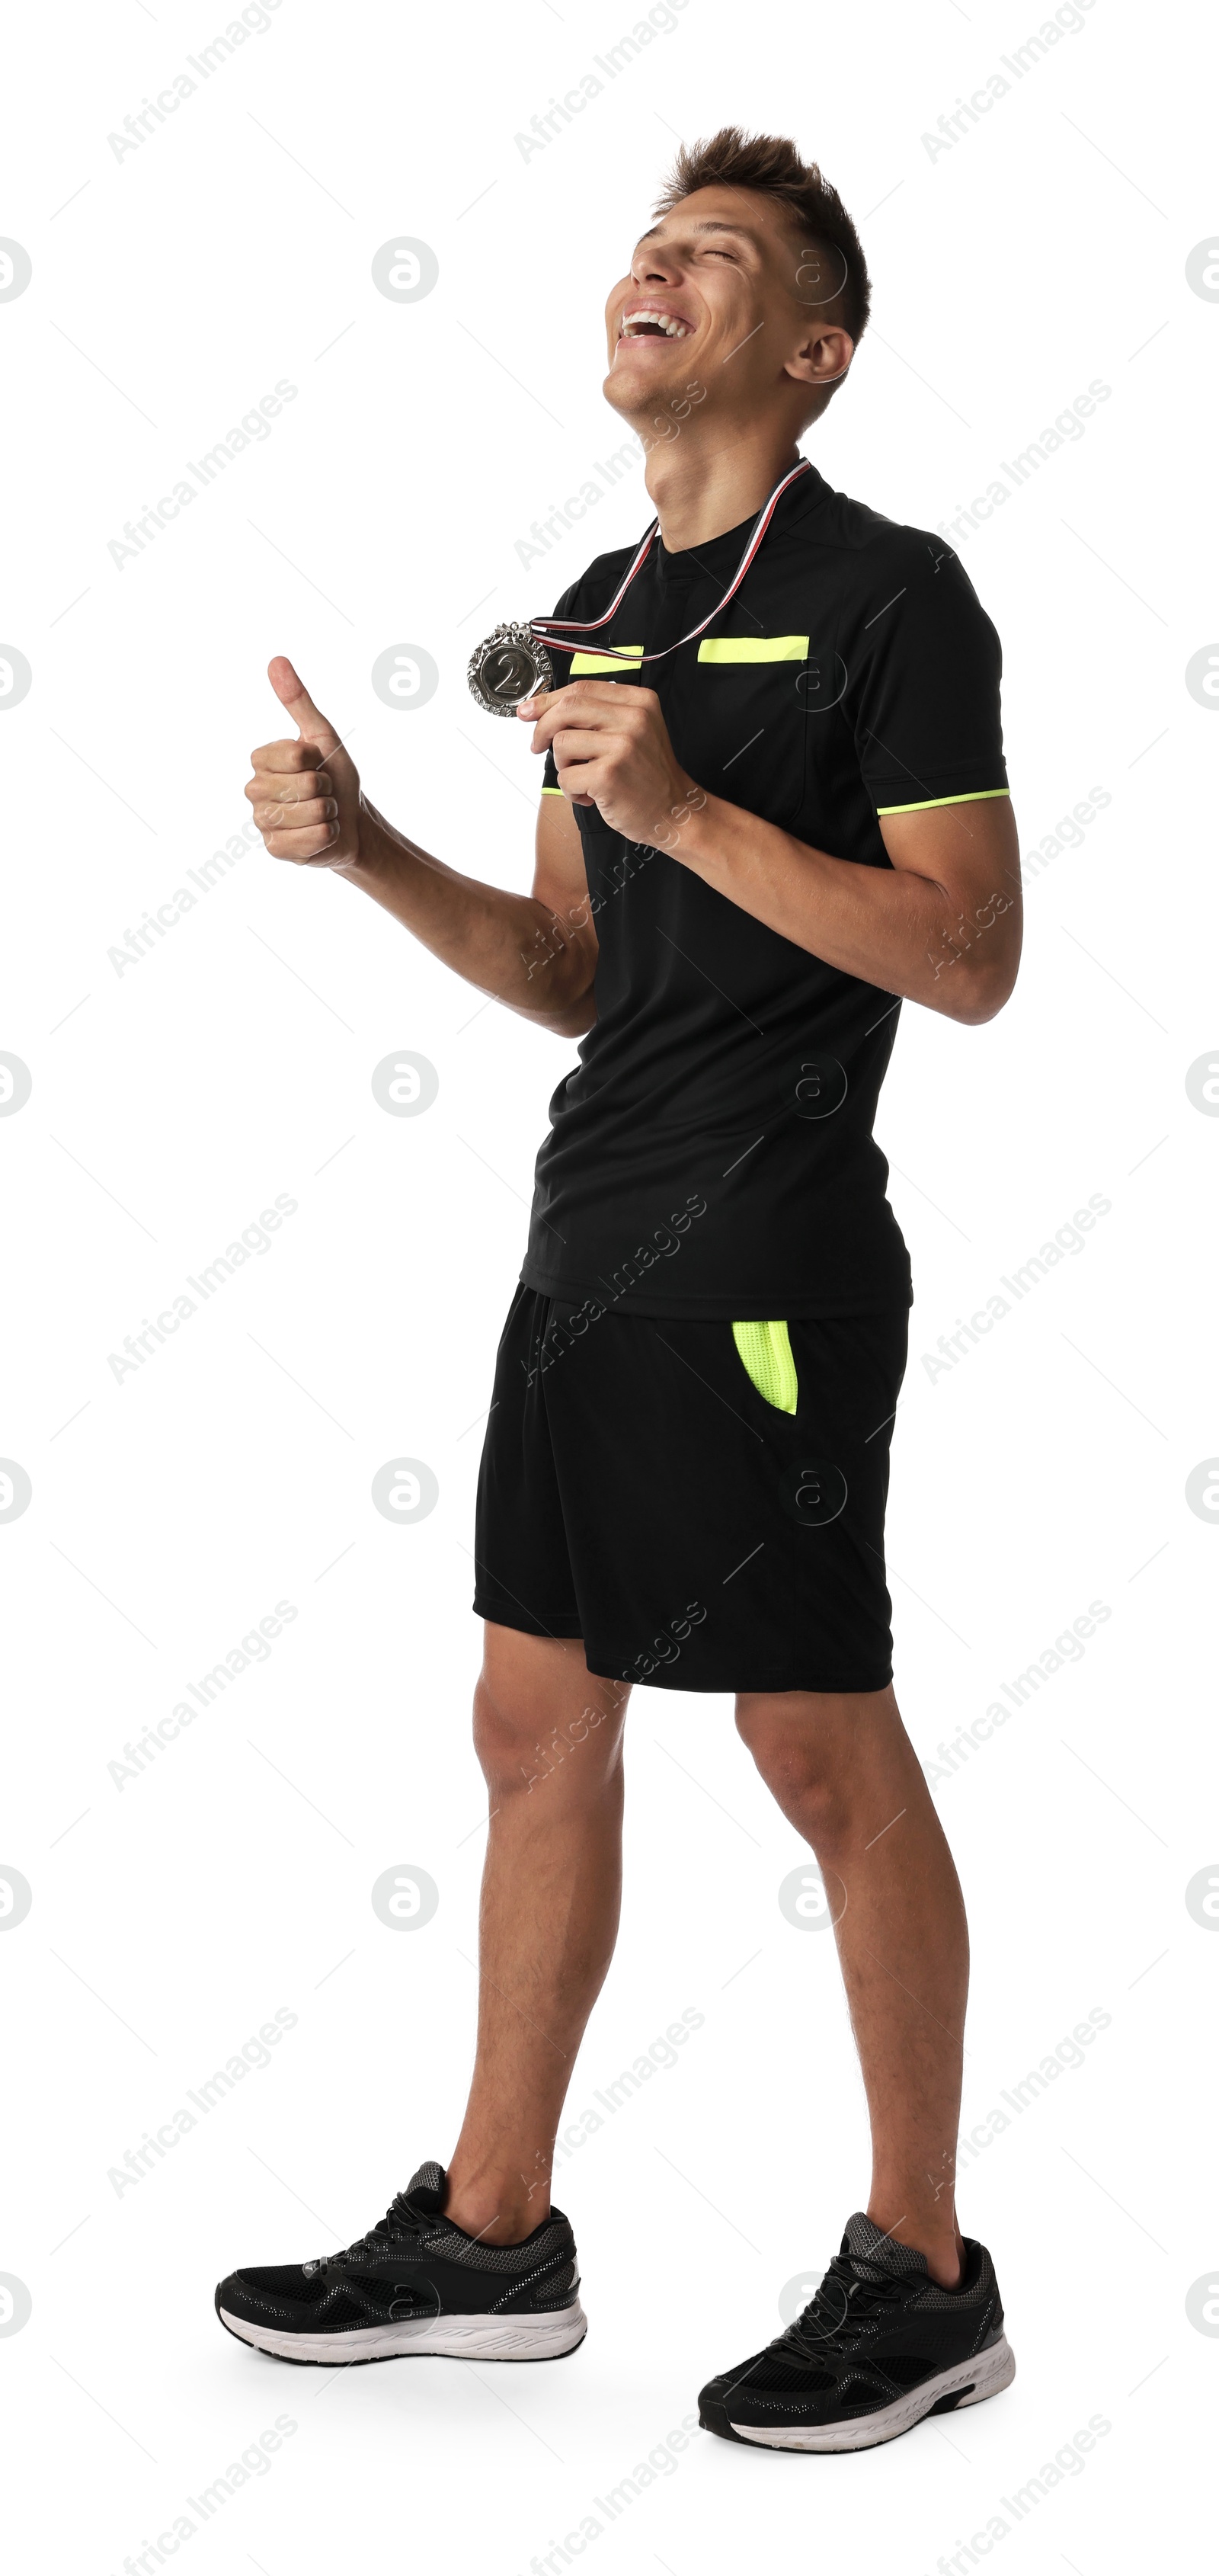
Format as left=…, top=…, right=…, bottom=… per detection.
left=640, top=418, right=803, bottom=552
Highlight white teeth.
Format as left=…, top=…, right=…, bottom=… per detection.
left=621, top=308, right=689, bottom=339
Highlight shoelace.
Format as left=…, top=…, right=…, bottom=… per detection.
left=308, top=2193, right=432, bottom=2274
left=780, top=2251, right=910, bottom=2361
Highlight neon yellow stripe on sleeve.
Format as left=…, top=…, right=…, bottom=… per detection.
left=569, top=645, right=644, bottom=675
left=698, top=636, right=809, bottom=663
left=541, top=786, right=564, bottom=796
left=875, top=788, right=1011, bottom=815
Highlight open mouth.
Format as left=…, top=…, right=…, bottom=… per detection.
left=619, top=306, right=692, bottom=342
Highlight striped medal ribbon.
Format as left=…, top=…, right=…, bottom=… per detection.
left=466, top=455, right=811, bottom=717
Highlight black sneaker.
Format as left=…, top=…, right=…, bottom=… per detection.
left=215, top=2161, right=587, bottom=2366
left=699, top=2212, right=1014, bottom=2452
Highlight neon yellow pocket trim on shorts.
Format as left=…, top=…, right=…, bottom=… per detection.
left=732, top=1319, right=798, bottom=1414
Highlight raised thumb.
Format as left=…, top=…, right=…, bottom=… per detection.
left=267, top=655, right=342, bottom=755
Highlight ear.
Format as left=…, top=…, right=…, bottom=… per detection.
left=783, top=323, right=854, bottom=390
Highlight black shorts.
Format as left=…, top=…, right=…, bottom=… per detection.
left=472, top=1286, right=909, bottom=1695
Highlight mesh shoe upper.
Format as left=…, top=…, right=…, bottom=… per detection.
left=700, top=2213, right=1004, bottom=2428
left=217, top=2161, right=580, bottom=2332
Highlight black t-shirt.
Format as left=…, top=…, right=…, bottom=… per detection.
left=522, top=461, right=1008, bottom=1319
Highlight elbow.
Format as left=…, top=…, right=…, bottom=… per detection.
left=546, top=966, right=598, bottom=1039
left=940, top=960, right=1019, bottom=1027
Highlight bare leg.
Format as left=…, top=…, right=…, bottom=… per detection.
left=736, top=1684, right=968, bottom=2287
left=445, top=1624, right=629, bottom=2245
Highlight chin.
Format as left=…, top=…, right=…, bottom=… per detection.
left=602, top=355, right=683, bottom=424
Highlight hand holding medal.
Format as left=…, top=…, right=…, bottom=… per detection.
left=514, top=676, right=703, bottom=847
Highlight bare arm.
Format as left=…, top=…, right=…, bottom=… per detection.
left=245, top=658, right=597, bottom=1040
left=673, top=790, right=1023, bottom=1024
left=345, top=792, right=598, bottom=1039
left=524, top=678, right=1023, bottom=1025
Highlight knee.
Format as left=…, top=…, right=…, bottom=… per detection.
left=472, top=1674, right=538, bottom=1793
left=735, top=1703, right=854, bottom=1841
left=473, top=1667, right=625, bottom=1799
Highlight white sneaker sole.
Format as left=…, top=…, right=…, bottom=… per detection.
left=218, top=2299, right=588, bottom=2366
left=729, top=2331, right=1016, bottom=2452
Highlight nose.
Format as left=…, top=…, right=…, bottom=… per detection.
left=632, top=247, right=679, bottom=287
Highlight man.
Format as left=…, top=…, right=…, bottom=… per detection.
left=216, top=127, right=1021, bottom=2454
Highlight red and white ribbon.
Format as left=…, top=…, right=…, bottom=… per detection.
left=529, top=456, right=813, bottom=669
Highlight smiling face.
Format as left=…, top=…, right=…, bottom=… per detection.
left=603, top=182, right=853, bottom=437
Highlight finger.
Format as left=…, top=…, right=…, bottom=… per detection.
left=245, top=767, right=332, bottom=806
left=533, top=678, right=649, bottom=712
left=549, top=732, right=619, bottom=766
left=522, top=690, right=632, bottom=741
left=529, top=703, right=636, bottom=755
left=517, top=686, right=566, bottom=719
left=253, top=795, right=338, bottom=833
left=250, top=738, right=327, bottom=775
left=518, top=680, right=645, bottom=718
left=262, top=824, right=342, bottom=863
left=267, top=655, right=343, bottom=756
left=553, top=758, right=610, bottom=801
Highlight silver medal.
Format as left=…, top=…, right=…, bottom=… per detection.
left=468, top=622, right=554, bottom=717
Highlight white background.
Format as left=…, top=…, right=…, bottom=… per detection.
left=2, top=0, right=1217, bottom=2566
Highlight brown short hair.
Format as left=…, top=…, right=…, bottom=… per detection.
left=653, top=126, right=871, bottom=348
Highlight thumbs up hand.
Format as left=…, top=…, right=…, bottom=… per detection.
left=245, top=657, right=363, bottom=869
